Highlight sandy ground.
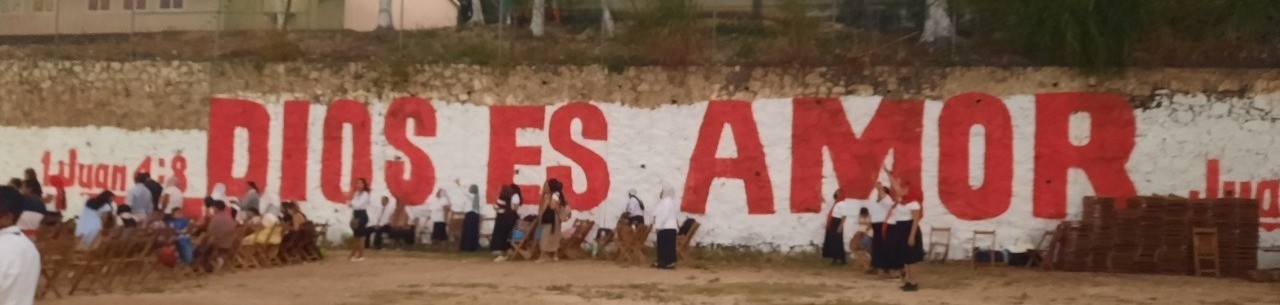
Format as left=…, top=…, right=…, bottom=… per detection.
left=41, top=251, right=1280, bottom=305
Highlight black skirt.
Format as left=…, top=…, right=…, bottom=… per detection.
left=870, top=222, right=901, bottom=270
left=821, top=218, right=846, bottom=260
left=460, top=212, right=481, bottom=251
left=351, top=210, right=371, bottom=238
left=892, top=220, right=926, bottom=265
left=490, top=211, right=518, bottom=251
left=656, top=229, right=678, bottom=267
left=431, top=222, right=448, bottom=241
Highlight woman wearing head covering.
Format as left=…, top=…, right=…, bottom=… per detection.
left=210, top=183, right=228, bottom=201
left=537, top=179, right=569, bottom=262
left=347, top=178, right=373, bottom=262
left=75, top=191, right=116, bottom=249
left=822, top=189, right=851, bottom=266
left=653, top=185, right=680, bottom=269
left=160, top=178, right=184, bottom=216
left=459, top=184, right=483, bottom=252
left=428, top=189, right=452, bottom=244
left=490, top=185, right=519, bottom=260
left=625, top=189, right=645, bottom=228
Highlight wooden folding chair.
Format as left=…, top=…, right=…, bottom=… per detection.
left=67, top=228, right=121, bottom=295
left=1026, top=230, right=1056, bottom=269
left=676, top=221, right=701, bottom=262
left=1192, top=228, right=1220, bottom=277
left=971, top=230, right=998, bottom=269
left=559, top=220, right=596, bottom=260
left=37, top=233, right=78, bottom=299
left=257, top=226, right=285, bottom=267
left=507, top=219, right=541, bottom=261
left=927, top=227, right=952, bottom=263
left=615, top=224, right=651, bottom=265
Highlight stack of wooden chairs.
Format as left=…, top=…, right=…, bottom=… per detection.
left=32, top=217, right=327, bottom=299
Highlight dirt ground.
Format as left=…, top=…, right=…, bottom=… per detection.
left=41, top=250, right=1280, bottom=305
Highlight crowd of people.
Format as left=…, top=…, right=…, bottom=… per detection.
left=0, top=166, right=923, bottom=305
left=821, top=174, right=925, bottom=292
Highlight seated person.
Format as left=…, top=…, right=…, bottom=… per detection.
left=198, top=201, right=237, bottom=272
left=117, top=205, right=139, bottom=228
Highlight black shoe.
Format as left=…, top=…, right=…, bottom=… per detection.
left=900, top=283, right=919, bottom=292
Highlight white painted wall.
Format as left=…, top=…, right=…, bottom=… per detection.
left=2, top=94, right=1277, bottom=268
left=345, top=0, right=457, bottom=31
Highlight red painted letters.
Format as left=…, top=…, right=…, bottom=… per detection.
left=1033, top=93, right=1137, bottom=218
left=384, top=97, right=437, bottom=206
left=320, top=100, right=373, bottom=204
left=207, top=98, right=270, bottom=198
left=546, top=102, right=611, bottom=211
left=487, top=106, right=546, bottom=203
left=280, top=100, right=310, bottom=201
left=683, top=101, right=775, bottom=215
left=937, top=93, right=1014, bottom=220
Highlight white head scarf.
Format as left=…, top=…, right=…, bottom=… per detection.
left=210, top=183, right=228, bottom=201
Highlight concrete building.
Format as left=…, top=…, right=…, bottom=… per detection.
left=0, top=0, right=345, bottom=36
left=343, top=0, right=456, bottom=31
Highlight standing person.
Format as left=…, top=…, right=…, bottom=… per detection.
left=822, top=190, right=852, bottom=266
left=75, top=191, right=116, bottom=249
left=21, top=168, right=41, bottom=198
left=370, top=196, right=395, bottom=250
left=537, top=180, right=569, bottom=262
left=143, top=174, right=163, bottom=215
left=624, top=189, right=645, bottom=227
left=159, top=178, right=184, bottom=216
left=348, top=178, right=373, bottom=262
left=652, top=185, right=680, bottom=269
left=427, top=189, right=452, bottom=246
left=0, top=186, right=39, bottom=305
left=241, top=181, right=261, bottom=212
left=869, top=185, right=899, bottom=277
left=888, top=178, right=924, bottom=291
left=126, top=173, right=154, bottom=220
left=460, top=185, right=483, bottom=252
left=490, top=185, right=519, bottom=260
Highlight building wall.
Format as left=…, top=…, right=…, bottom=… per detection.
left=0, top=0, right=342, bottom=35
left=343, top=0, right=455, bottom=31
left=0, top=61, right=1277, bottom=269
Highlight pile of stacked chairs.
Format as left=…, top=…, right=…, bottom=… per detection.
left=31, top=220, right=329, bottom=299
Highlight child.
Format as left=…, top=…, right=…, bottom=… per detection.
left=856, top=208, right=873, bottom=256
left=167, top=208, right=194, bottom=265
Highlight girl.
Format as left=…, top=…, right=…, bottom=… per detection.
left=653, top=185, right=680, bottom=269
left=491, top=185, right=519, bottom=260
left=537, top=179, right=569, bottom=262
left=460, top=185, right=482, bottom=252
left=869, top=185, right=898, bottom=276
left=75, top=191, right=115, bottom=249
left=428, top=189, right=452, bottom=245
left=348, top=178, right=372, bottom=262
left=822, top=190, right=850, bottom=265
left=888, top=178, right=924, bottom=291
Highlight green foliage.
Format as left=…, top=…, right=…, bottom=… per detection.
left=956, top=0, right=1146, bottom=71
left=1146, top=0, right=1280, bottom=41
left=774, top=0, right=822, bottom=65
left=624, top=0, right=704, bottom=65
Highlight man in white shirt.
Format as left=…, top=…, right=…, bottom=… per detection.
left=125, top=173, right=154, bottom=220
left=370, top=196, right=397, bottom=250
left=0, top=186, right=40, bottom=305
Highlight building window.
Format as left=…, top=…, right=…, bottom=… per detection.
left=32, top=0, right=54, bottom=12
left=124, top=0, right=145, bottom=10
left=88, top=0, right=110, bottom=11
left=160, top=0, right=182, bottom=9
left=1, top=0, right=22, bottom=14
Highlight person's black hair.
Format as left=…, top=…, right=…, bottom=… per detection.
left=356, top=178, right=370, bottom=193
left=117, top=205, right=133, bottom=214
left=22, top=168, right=42, bottom=198
left=498, top=184, right=514, bottom=203
left=248, top=181, right=259, bottom=192
left=859, top=208, right=870, bottom=217
left=23, top=168, right=37, bottom=181
left=134, top=172, right=149, bottom=184
left=211, top=200, right=228, bottom=211
left=508, top=184, right=521, bottom=199
left=0, top=186, right=24, bottom=220
left=546, top=179, right=566, bottom=207
left=87, top=191, right=116, bottom=210
left=8, top=178, right=21, bottom=188
left=832, top=190, right=841, bottom=201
